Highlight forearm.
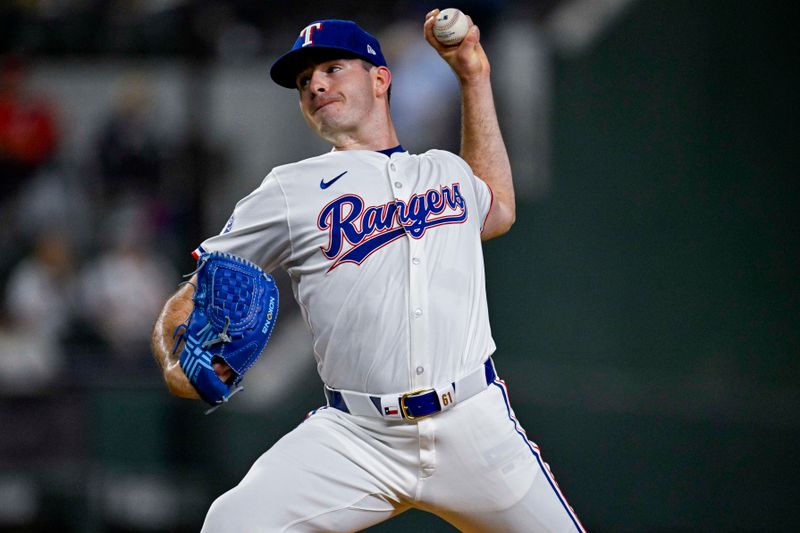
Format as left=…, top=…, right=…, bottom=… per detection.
left=459, top=76, right=516, bottom=239
left=151, top=279, right=201, bottom=399
left=423, top=9, right=516, bottom=240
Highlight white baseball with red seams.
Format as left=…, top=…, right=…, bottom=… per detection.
left=434, top=8, right=470, bottom=45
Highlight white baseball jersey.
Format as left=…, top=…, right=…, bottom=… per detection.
left=195, top=148, right=496, bottom=394
left=196, top=147, right=587, bottom=532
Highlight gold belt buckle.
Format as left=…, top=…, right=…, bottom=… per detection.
left=399, top=388, right=435, bottom=421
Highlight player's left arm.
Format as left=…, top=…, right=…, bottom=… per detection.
left=151, top=275, right=232, bottom=399
left=424, top=9, right=515, bottom=241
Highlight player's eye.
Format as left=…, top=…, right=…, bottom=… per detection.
left=327, top=65, right=341, bottom=74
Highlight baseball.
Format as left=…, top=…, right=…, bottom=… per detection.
left=433, top=8, right=470, bottom=46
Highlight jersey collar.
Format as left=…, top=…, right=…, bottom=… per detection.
left=376, top=145, right=405, bottom=157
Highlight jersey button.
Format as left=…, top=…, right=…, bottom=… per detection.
left=394, top=181, right=402, bottom=189
left=390, top=163, right=397, bottom=171
left=412, top=257, right=421, bottom=265
left=414, top=308, right=423, bottom=318
left=416, top=366, right=424, bottom=375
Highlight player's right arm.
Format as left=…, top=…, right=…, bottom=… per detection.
left=423, top=9, right=515, bottom=242
left=151, top=278, right=201, bottom=399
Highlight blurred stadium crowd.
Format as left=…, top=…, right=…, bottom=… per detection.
left=0, top=0, right=562, bottom=58
left=0, top=49, right=185, bottom=378
left=0, top=45, right=198, bottom=531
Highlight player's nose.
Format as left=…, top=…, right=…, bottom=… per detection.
left=308, top=69, right=327, bottom=94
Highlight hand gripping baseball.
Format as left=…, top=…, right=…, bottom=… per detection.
left=173, top=252, right=278, bottom=412
left=424, top=9, right=490, bottom=83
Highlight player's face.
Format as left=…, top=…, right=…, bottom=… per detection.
left=296, top=58, right=378, bottom=139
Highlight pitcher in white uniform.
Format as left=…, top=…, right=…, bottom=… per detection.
left=151, top=11, right=586, bottom=532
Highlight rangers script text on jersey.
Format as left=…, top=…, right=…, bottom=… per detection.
left=196, top=149, right=495, bottom=395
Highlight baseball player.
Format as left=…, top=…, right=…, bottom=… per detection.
left=152, top=10, right=585, bottom=532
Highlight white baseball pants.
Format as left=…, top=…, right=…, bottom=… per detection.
left=201, top=380, right=585, bottom=532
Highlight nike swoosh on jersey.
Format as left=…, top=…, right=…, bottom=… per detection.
left=320, top=171, right=348, bottom=189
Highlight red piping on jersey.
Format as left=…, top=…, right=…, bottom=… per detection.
left=481, top=184, right=495, bottom=233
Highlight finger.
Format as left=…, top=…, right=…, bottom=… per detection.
left=423, top=16, right=446, bottom=51
left=425, top=8, right=440, bottom=19
left=462, top=24, right=480, bottom=46
left=423, top=11, right=438, bottom=33
left=213, top=361, right=233, bottom=382
left=215, top=367, right=232, bottom=380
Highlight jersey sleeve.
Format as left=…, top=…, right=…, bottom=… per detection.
left=193, top=172, right=290, bottom=273
left=471, top=174, right=494, bottom=231
left=437, top=150, right=493, bottom=230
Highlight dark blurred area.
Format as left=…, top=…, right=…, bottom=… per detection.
left=0, top=0, right=566, bottom=57
left=0, top=0, right=796, bottom=531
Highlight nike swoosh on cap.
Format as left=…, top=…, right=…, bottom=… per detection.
left=320, top=171, right=348, bottom=189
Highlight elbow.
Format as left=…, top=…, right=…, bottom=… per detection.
left=163, top=367, right=182, bottom=396
left=481, top=212, right=515, bottom=241
left=495, top=192, right=516, bottom=234
left=497, top=214, right=516, bottom=238
left=480, top=201, right=516, bottom=241
left=495, top=204, right=517, bottom=237
left=503, top=208, right=516, bottom=233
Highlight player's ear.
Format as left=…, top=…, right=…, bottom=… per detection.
left=373, top=66, right=392, bottom=98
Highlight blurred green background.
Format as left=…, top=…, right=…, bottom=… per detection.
left=1, top=0, right=796, bottom=531
left=482, top=2, right=797, bottom=531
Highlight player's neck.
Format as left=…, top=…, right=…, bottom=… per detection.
left=328, top=109, right=400, bottom=152
left=331, top=133, right=400, bottom=152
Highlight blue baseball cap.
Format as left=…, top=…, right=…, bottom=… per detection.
left=270, top=20, right=387, bottom=89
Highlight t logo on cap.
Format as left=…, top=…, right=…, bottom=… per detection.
left=270, top=19, right=388, bottom=89
left=300, top=22, right=323, bottom=47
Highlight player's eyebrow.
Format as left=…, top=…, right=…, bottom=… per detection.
left=295, top=59, right=352, bottom=89
left=294, top=49, right=363, bottom=83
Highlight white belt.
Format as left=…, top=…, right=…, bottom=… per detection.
left=324, top=358, right=496, bottom=421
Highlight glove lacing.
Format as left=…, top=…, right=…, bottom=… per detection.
left=201, top=316, right=232, bottom=348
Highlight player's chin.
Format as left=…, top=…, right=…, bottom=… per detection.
left=312, top=105, right=346, bottom=127
left=315, top=114, right=351, bottom=136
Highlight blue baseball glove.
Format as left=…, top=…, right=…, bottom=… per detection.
left=173, top=252, right=278, bottom=411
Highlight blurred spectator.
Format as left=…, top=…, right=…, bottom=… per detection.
left=0, top=54, right=61, bottom=282
left=91, top=73, right=198, bottom=267
left=95, top=75, right=165, bottom=204
left=78, top=205, right=177, bottom=366
left=0, top=310, right=63, bottom=394
left=1, top=231, right=76, bottom=391
left=4, top=230, right=77, bottom=341
left=12, top=164, right=93, bottom=249
left=0, top=54, right=58, bottom=203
